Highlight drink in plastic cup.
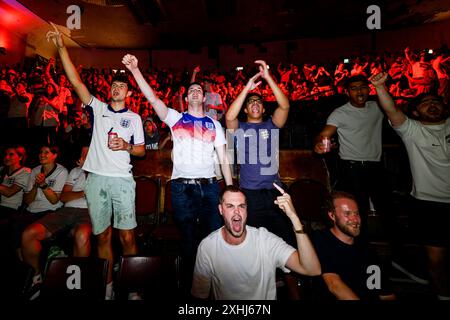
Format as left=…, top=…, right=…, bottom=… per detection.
left=108, top=132, right=118, bottom=149
left=322, top=137, right=331, bottom=152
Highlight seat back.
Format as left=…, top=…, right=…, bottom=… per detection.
left=115, top=255, right=181, bottom=300
left=288, top=179, right=330, bottom=233
left=135, top=176, right=161, bottom=224
left=40, top=257, right=108, bottom=301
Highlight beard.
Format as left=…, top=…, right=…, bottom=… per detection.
left=418, top=107, right=447, bottom=123
left=224, top=216, right=246, bottom=239
left=336, top=219, right=361, bottom=238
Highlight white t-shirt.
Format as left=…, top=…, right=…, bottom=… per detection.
left=327, top=101, right=384, bottom=161
left=64, top=167, right=88, bottom=209
left=25, top=164, right=68, bottom=213
left=0, top=166, right=31, bottom=210
left=82, top=96, right=145, bottom=177
left=392, top=117, right=450, bottom=203
left=163, top=108, right=226, bottom=179
left=191, top=226, right=295, bottom=300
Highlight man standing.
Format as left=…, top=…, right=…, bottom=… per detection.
left=191, top=184, right=320, bottom=300
left=226, top=60, right=301, bottom=297
left=371, top=72, right=450, bottom=300
left=314, top=75, right=387, bottom=237
left=311, top=191, right=396, bottom=300
left=46, top=23, right=145, bottom=299
left=123, top=54, right=232, bottom=290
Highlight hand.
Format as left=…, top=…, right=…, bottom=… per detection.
left=404, top=47, right=410, bottom=53
left=369, top=72, right=389, bottom=88
left=255, top=60, right=270, bottom=80
left=109, top=136, right=129, bottom=151
left=49, top=58, right=55, bottom=66
left=314, top=139, right=329, bottom=154
left=193, top=65, right=201, bottom=73
left=246, top=72, right=262, bottom=91
left=122, top=54, right=138, bottom=72
left=46, top=22, right=64, bottom=49
left=273, top=183, right=297, bottom=220
left=35, top=173, right=46, bottom=186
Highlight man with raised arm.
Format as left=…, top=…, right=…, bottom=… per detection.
left=191, top=184, right=320, bottom=300
left=371, top=72, right=450, bottom=300
left=46, top=23, right=145, bottom=300
left=225, top=60, right=301, bottom=297
left=122, top=54, right=232, bottom=291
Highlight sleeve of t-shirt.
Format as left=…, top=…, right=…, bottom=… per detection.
left=132, top=115, right=145, bottom=145
left=162, top=108, right=181, bottom=128
left=311, top=231, right=338, bottom=274
left=326, top=108, right=342, bottom=128
left=84, top=96, right=107, bottom=117
left=391, top=116, right=415, bottom=140
left=65, top=167, right=79, bottom=187
left=191, top=240, right=213, bottom=299
left=213, top=120, right=227, bottom=147
left=261, top=228, right=296, bottom=273
left=15, top=168, right=31, bottom=189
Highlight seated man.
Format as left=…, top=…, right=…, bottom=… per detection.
left=21, top=147, right=92, bottom=299
left=311, top=191, right=396, bottom=300
left=191, top=184, right=321, bottom=300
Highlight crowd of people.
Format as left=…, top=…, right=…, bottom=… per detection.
left=0, top=23, right=449, bottom=301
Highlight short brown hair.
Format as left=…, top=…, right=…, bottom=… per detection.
left=219, top=185, right=247, bottom=204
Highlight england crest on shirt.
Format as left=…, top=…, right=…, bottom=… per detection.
left=260, top=129, right=269, bottom=140
left=120, top=118, right=131, bottom=128
left=205, top=122, right=214, bottom=130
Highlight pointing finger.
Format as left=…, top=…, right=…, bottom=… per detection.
left=273, top=182, right=286, bottom=195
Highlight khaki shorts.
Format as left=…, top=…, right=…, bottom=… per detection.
left=85, top=173, right=137, bottom=235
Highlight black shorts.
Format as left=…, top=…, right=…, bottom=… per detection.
left=408, top=196, right=450, bottom=247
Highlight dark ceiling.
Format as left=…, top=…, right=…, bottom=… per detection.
left=17, top=0, right=450, bottom=50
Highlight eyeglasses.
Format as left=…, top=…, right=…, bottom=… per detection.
left=247, top=98, right=262, bottom=105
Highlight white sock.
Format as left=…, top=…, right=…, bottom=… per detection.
left=437, top=295, right=450, bottom=300
left=105, top=282, right=114, bottom=300
left=32, top=274, right=42, bottom=285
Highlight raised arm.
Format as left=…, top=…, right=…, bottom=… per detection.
left=46, top=22, right=91, bottom=105
left=256, top=60, right=290, bottom=128
left=370, top=72, right=406, bottom=127
left=122, top=54, right=168, bottom=121
left=225, top=72, right=262, bottom=130
left=273, top=183, right=321, bottom=276
left=191, top=65, right=200, bottom=84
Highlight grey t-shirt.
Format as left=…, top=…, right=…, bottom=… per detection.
left=392, top=117, right=450, bottom=203
left=327, top=101, right=384, bottom=161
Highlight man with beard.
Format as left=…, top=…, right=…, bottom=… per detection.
left=191, top=184, right=320, bottom=300
left=46, top=23, right=145, bottom=299
left=122, top=54, right=233, bottom=293
left=311, top=191, right=396, bottom=300
left=371, top=72, right=450, bottom=300
left=314, top=75, right=388, bottom=238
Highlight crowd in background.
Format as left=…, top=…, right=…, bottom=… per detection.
left=0, top=46, right=449, bottom=169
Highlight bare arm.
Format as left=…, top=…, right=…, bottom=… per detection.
left=122, top=54, right=169, bottom=121
left=225, top=72, right=262, bottom=130
left=46, top=22, right=91, bottom=105
left=322, top=273, right=360, bottom=300
left=370, top=72, right=406, bottom=127
left=191, top=65, right=200, bottom=84
left=216, top=144, right=233, bottom=186
left=273, top=183, right=321, bottom=276
left=314, top=125, right=337, bottom=154
left=0, top=183, right=22, bottom=198
left=256, top=60, right=290, bottom=128
left=60, top=183, right=84, bottom=203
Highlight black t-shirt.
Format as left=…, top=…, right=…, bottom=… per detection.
left=311, top=229, right=390, bottom=301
